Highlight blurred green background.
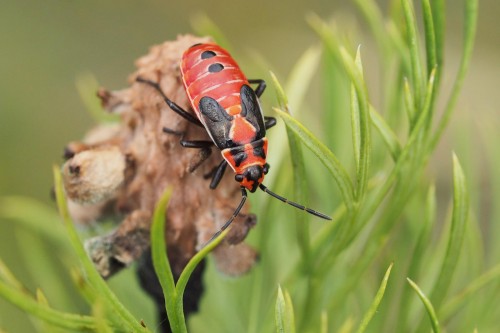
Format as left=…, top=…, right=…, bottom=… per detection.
left=1, top=0, right=499, bottom=332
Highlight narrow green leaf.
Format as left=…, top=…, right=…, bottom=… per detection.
left=0, top=196, right=67, bottom=247
left=430, top=0, right=445, bottom=71
left=398, top=184, right=436, bottom=330
left=150, top=188, right=185, bottom=333
left=284, top=45, right=322, bottom=112
left=430, top=0, right=478, bottom=151
left=401, top=0, right=424, bottom=110
left=270, top=72, right=310, bottom=257
left=320, top=311, right=328, bottom=333
left=308, top=15, right=370, bottom=202
left=0, top=258, right=24, bottom=291
left=357, top=68, right=436, bottom=227
left=338, top=47, right=370, bottom=202
left=440, top=263, right=500, bottom=322
left=271, top=71, right=289, bottom=109
left=353, top=0, right=390, bottom=53
left=369, top=105, right=402, bottom=161
left=92, top=299, right=114, bottom=333
left=407, top=278, right=441, bottom=333
left=0, top=280, right=98, bottom=330
left=430, top=153, right=469, bottom=309
left=274, top=108, right=355, bottom=212
left=338, top=317, right=355, bottom=333
left=422, top=0, right=437, bottom=78
left=421, top=0, right=440, bottom=142
left=53, top=166, right=147, bottom=332
left=275, top=285, right=286, bottom=333
left=403, top=77, right=416, bottom=129
left=350, top=48, right=362, bottom=173
left=355, top=263, right=393, bottom=333
left=175, top=228, right=229, bottom=306
left=275, top=285, right=296, bottom=333
left=35, top=289, right=49, bottom=306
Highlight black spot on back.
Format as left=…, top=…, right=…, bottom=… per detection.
left=201, top=50, right=216, bottom=59
left=233, top=152, right=248, bottom=167
left=253, top=146, right=266, bottom=159
left=208, top=63, right=224, bottom=73
left=190, top=43, right=202, bottom=48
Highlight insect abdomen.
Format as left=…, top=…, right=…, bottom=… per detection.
left=180, top=44, right=249, bottom=118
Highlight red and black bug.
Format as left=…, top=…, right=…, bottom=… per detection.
left=137, top=43, right=331, bottom=242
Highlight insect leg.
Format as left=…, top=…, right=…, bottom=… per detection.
left=248, top=79, right=266, bottom=97
left=179, top=140, right=214, bottom=148
left=202, top=187, right=248, bottom=247
left=208, top=160, right=228, bottom=189
left=264, top=116, right=277, bottom=129
left=136, top=77, right=203, bottom=127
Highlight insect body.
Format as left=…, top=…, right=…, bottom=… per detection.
left=137, top=43, right=330, bottom=243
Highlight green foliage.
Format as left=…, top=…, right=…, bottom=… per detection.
left=1, top=0, right=495, bottom=332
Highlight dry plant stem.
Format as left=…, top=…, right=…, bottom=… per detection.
left=61, top=34, right=259, bottom=279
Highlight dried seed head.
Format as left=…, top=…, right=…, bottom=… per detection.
left=62, top=146, right=125, bottom=205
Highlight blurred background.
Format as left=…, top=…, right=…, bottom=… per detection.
left=1, top=0, right=498, bottom=331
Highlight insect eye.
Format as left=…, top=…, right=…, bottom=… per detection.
left=235, top=174, right=244, bottom=182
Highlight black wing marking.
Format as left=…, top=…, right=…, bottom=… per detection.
left=240, top=84, right=266, bottom=139
left=199, top=96, right=233, bottom=149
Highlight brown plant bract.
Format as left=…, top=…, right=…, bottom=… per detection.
left=62, top=35, right=258, bottom=279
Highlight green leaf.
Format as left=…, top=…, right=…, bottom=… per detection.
left=430, top=0, right=445, bottom=72
left=275, top=285, right=296, bottom=333
left=175, top=228, right=229, bottom=309
left=320, top=311, right=328, bottom=333
left=353, top=0, right=390, bottom=54
left=422, top=0, right=437, bottom=78
left=285, top=45, right=322, bottom=112
left=355, top=263, right=393, bottom=333
left=270, top=72, right=310, bottom=257
left=273, top=108, right=355, bottom=212
left=151, top=187, right=230, bottom=333
left=398, top=184, right=436, bottom=330
left=430, top=154, right=469, bottom=309
left=402, top=77, right=416, bottom=129
left=407, top=278, right=441, bottom=333
left=0, top=196, right=67, bottom=247
left=92, top=299, right=114, bottom=333
left=0, top=279, right=98, bottom=331
left=150, top=188, right=184, bottom=332
left=308, top=15, right=371, bottom=201
left=369, top=105, right=402, bottom=161
left=0, top=258, right=23, bottom=291
left=430, top=0, right=478, bottom=151
left=439, top=262, right=500, bottom=322
left=52, top=166, right=148, bottom=332
left=401, top=0, right=424, bottom=111
left=350, top=48, right=362, bottom=175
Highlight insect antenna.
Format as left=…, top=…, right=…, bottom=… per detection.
left=203, top=187, right=248, bottom=247
left=259, top=184, right=331, bottom=220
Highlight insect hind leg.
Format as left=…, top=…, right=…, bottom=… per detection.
left=248, top=79, right=266, bottom=97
